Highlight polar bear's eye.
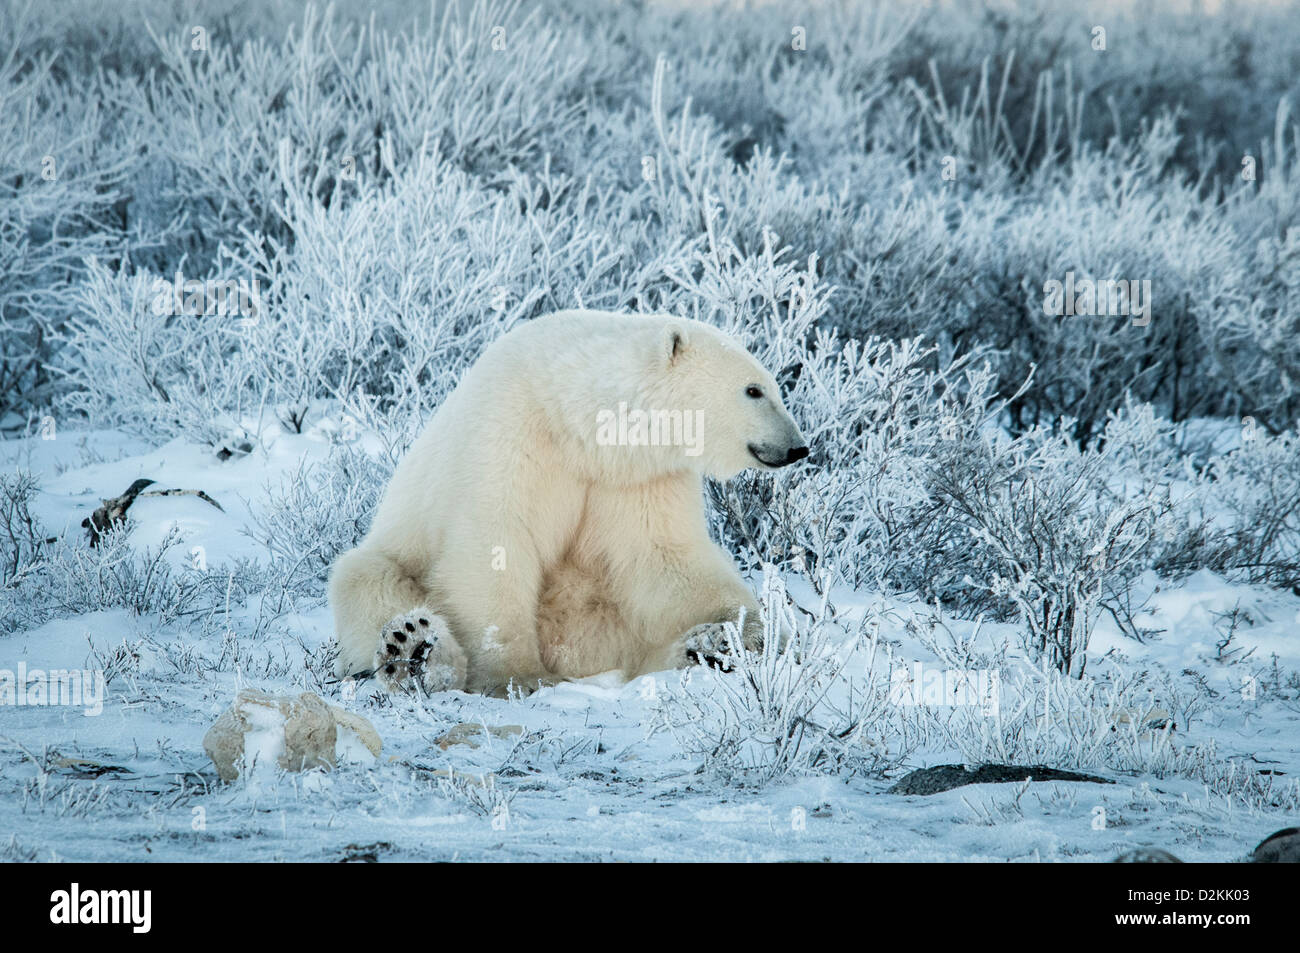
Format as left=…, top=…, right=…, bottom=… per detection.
left=745, top=386, right=764, bottom=399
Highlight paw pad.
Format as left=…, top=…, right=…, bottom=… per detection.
left=372, top=609, right=466, bottom=694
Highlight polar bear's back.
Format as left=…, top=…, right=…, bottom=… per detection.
left=365, top=311, right=658, bottom=547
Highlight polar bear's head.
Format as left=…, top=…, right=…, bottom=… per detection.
left=651, top=319, right=808, bottom=481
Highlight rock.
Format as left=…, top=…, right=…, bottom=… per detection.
left=203, top=689, right=381, bottom=781
left=1251, top=828, right=1300, bottom=863
left=279, top=692, right=337, bottom=772
left=434, top=723, right=524, bottom=750
left=887, top=763, right=1113, bottom=796
left=328, top=705, right=384, bottom=760
left=203, top=698, right=257, bottom=782
left=339, top=842, right=394, bottom=863
left=1113, top=848, right=1183, bottom=863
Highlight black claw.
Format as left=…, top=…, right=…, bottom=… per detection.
left=384, top=664, right=396, bottom=675
left=405, top=622, right=415, bottom=632
left=394, top=631, right=407, bottom=643
left=418, top=618, right=429, bottom=626
left=386, top=644, right=399, bottom=656
left=686, top=647, right=731, bottom=672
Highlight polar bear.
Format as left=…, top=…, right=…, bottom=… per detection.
left=328, top=309, right=808, bottom=696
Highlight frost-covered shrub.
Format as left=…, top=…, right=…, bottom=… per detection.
left=926, top=660, right=1300, bottom=811
left=1086, top=404, right=1300, bottom=596
left=674, top=265, right=1094, bottom=673
left=897, top=1, right=1300, bottom=185
left=22, top=0, right=1300, bottom=447
left=1201, top=228, right=1300, bottom=436
left=694, top=290, right=1172, bottom=676
left=54, top=259, right=268, bottom=445
left=227, top=142, right=557, bottom=437
left=0, top=469, right=49, bottom=628
left=709, top=331, right=1004, bottom=594
left=924, top=658, right=1184, bottom=774
left=113, top=0, right=590, bottom=268
left=16, top=525, right=216, bottom=628
left=648, top=571, right=908, bottom=786
left=828, top=121, right=1241, bottom=444
left=1200, top=104, right=1300, bottom=435
left=248, top=442, right=391, bottom=587
left=1165, top=427, right=1300, bottom=594
left=0, top=7, right=136, bottom=421
left=929, top=426, right=1167, bottom=676
left=989, top=126, right=1239, bottom=441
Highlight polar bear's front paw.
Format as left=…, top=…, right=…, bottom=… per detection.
left=373, top=609, right=468, bottom=695
left=682, top=622, right=741, bottom=672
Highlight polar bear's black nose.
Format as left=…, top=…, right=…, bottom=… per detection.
left=784, top=445, right=809, bottom=464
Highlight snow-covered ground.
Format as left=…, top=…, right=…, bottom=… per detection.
left=3, top=426, right=1297, bottom=862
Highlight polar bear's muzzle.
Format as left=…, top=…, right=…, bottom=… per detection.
left=748, top=442, right=810, bottom=468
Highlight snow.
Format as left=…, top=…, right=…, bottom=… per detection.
left=3, top=428, right=1297, bottom=863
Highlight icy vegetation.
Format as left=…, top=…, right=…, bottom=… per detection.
left=2, top=0, right=1300, bottom=860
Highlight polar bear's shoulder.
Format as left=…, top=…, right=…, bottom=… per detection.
left=500, top=310, right=733, bottom=361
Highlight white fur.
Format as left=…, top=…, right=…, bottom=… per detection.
left=329, top=310, right=806, bottom=695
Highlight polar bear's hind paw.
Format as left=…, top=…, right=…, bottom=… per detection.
left=373, top=609, right=468, bottom=694
left=683, top=622, right=739, bottom=672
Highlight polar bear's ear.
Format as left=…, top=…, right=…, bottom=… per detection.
left=661, top=321, right=689, bottom=367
